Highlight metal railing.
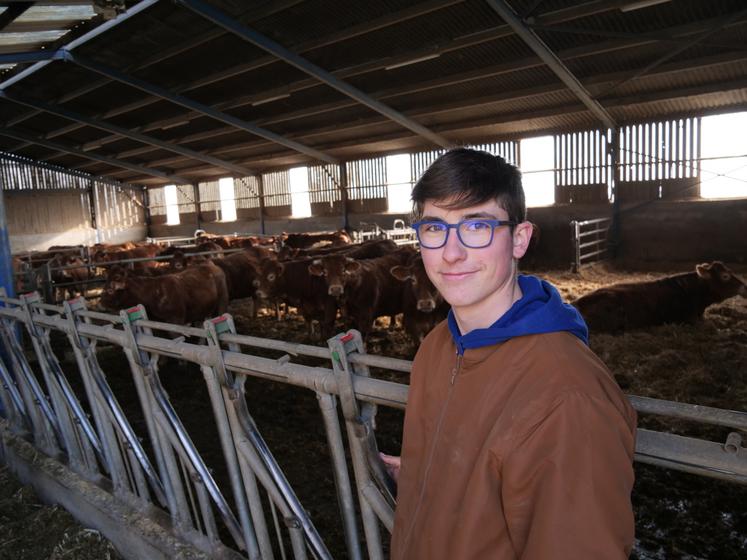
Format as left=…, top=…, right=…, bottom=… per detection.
left=0, top=290, right=745, bottom=559
left=570, top=216, right=612, bottom=272
left=355, top=220, right=417, bottom=247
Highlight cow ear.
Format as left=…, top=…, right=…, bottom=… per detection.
left=308, top=262, right=324, bottom=276
left=344, top=260, right=361, bottom=274
left=695, top=263, right=711, bottom=278
left=390, top=265, right=412, bottom=281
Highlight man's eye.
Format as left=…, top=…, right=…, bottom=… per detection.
left=464, top=221, right=491, bottom=231
left=424, top=223, right=446, bottom=233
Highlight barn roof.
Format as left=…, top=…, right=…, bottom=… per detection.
left=0, top=0, right=745, bottom=187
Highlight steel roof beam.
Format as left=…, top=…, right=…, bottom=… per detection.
left=101, top=60, right=747, bottom=174
left=597, top=6, right=747, bottom=98
left=485, top=0, right=616, bottom=130
left=28, top=0, right=635, bottom=150
left=74, top=16, right=743, bottom=167
left=0, top=2, right=33, bottom=32
left=129, top=75, right=747, bottom=182
left=0, top=128, right=190, bottom=184
left=68, top=4, right=731, bottom=158
left=64, top=51, right=339, bottom=164
left=0, top=90, right=258, bottom=177
left=4, top=0, right=305, bottom=128
left=0, top=50, right=67, bottom=65
left=0, top=0, right=160, bottom=90
left=175, top=0, right=452, bottom=149
left=39, top=0, right=468, bottom=148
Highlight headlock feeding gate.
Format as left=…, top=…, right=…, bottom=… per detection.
left=0, top=290, right=745, bottom=559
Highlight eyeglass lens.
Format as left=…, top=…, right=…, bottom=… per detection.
left=417, top=220, right=494, bottom=248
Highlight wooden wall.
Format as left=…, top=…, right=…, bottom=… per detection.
left=8, top=185, right=146, bottom=253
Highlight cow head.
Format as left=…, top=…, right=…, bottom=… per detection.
left=170, top=250, right=188, bottom=270
left=391, top=256, right=442, bottom=313
left=255, top=259, right=284, bottom=299
left=695, top=261, right=747, bottom=299
left=308, top=256, right=361, bottom=296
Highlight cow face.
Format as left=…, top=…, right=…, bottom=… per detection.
left=696, top=261, right=747, bottom=299
left=100, top=267, right=130, bottom=310
left=308, top=256, right=361, bottom=296
left=255, top=260, right=284, bottom=299
left=391, top=256, right=443, bottom=312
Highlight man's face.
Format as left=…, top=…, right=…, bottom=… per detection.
left=419, top=198, right=532, bottom=323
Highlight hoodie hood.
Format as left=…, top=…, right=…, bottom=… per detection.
left=448, top=274, right=588, bottom=354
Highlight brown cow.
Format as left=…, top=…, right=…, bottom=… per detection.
left=255, top=256, right=338, bottom=338
left=100, top=261, right=229, bottom=325
left=573, top=261, right=747, bottom=333
left=48, top=253, right=92, bottom=300
left=94, top=244, right=162, bottom=272
left=307, top=247, right=415, bottom=336
left=283, top=229, right=352, bottom=250
left=391, top=254, right=450, bottom=343
left=279, top=238, right=397, bottom=261
left=213, top=250, right=264, bottom=301
left=161, top=242, right=224, bottom=270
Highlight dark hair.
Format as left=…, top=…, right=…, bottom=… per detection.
left=411, top=148, right=526, bottom=223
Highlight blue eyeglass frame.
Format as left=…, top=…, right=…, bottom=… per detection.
left=411, top=219, right=516, bottom=249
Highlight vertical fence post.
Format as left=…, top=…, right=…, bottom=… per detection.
left=117, top=305, right=198, bottom=530
left=19, top=292, right=101, bottom=478
left=571, top=220, right=580, bottom=273
left=203, top=315, right=264, bottom=560
left=0, top=298, right=61, bottom=456
left=327, top=330, right=394, bottom=560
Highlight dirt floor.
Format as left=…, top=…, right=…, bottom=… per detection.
left=2, top=261, right=746, bottom=559
left=0, top=466, right=121, bottom=560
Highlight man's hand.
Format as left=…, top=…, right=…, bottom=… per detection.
left=379, top=452, right=401, bottom=483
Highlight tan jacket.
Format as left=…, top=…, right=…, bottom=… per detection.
left=390, top=323, right=637, bottom=559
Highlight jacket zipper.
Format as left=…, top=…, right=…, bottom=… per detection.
left=400, top=350, right=463, bottom=553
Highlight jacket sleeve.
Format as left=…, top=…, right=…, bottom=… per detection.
left=499, top=390, right=636, bottom=560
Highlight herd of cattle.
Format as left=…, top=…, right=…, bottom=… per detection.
left=10, top=229, right=747, bottom=342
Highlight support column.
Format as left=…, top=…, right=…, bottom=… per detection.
left=88, top=179, right=100, bottom=244
left=192, top=182, right=202, bottom=230
left=339, top=163, right=349, bottom=232
left=608, top=128, right=621, bottom=258
left=0, top=184, right=14, bottom=298
left=256, top=174, right=266, bottom=235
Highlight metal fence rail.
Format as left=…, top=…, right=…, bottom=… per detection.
left=570, top=216, right=612, bottom=272
left=0, top=290, right=745, bottom=559
left=354, top=219, right=417, bottom=247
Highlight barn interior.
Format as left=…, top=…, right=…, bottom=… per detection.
left=0, top=1, right=746, bottom=559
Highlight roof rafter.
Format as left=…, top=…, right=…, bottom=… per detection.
left=34, top=0, right=629, bottom=153
left=30, top=0, right=466, bottom=148
left=58, top=7, right=738, bottom=158
left=0, top=90, right=258, bottom=177
left=485, top=0, right=615, bottom=129
left=0, top=2, right=33, bottom=33
left=70, top=16, right=744, bottom=167
left=64, top=50, right=339, bottom=164
left=3, top=0, right=305, bottom=127
left=0, top=127, right=190, bottom=184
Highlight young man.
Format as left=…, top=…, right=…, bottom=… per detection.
left=382, top=148, right=637, bottom=559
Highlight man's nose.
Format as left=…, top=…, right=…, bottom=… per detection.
left=442, top=228, right=467, bottom=262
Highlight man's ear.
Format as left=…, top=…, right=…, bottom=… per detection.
left=512, top=221, right=533, bottom=259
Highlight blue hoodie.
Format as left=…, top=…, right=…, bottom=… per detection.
left=448, top=274, right=588, bottom=355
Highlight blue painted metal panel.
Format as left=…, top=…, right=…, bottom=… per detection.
left=0, top=190, right=14, bottom=298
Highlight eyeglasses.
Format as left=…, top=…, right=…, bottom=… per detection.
left=412, top=219, right=516, bottom=249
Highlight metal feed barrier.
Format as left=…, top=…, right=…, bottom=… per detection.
left=355, top=220, right=417, bottom=247
left=571, top=216, right=612, bottom=272
left=0, top=290, right=745, bottom=559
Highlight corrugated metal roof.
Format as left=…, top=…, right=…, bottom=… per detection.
left=0, top=0, right=745, bottom=185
